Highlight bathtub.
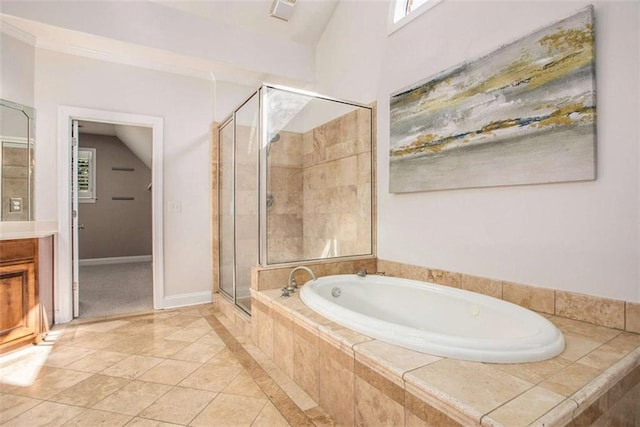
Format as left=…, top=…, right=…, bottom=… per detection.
left=299, top=274, right=564, bottom=363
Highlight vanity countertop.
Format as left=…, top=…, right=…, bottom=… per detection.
left=0, top=221, right=57, bottom=240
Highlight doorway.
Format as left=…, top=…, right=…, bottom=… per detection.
left=57, top=107, right=164, bottom=324
left=74, top=120, right=153, bottom=318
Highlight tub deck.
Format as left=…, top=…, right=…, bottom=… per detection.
left=252, top=287, right=640, bottom=426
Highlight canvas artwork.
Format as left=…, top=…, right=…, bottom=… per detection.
left=389, top=7, right=596, bottom=193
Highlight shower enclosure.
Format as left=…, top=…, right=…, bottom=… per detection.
left=217, top=85, right=373, bottom=313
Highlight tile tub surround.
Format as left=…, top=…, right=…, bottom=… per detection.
left=377, top=259, right=639, bottom=334
left=251, top=257, right=377, bottom=292
left=252, top=287, right=640, bottom=426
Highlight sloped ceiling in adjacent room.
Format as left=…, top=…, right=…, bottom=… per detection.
left=79, top=121, right=152, bottom=169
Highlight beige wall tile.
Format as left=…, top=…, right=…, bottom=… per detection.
left=590, top=365, right=640, bottom=426
left=293, top=322, right=320, bottom=401
left=400, top=263, right=431, bottom=282
left=405, top=391, right=462, bottom=427
left=355, top=361, right=404, bottom=407
left=503, top=281, right=555, bottom=314
left=556, top=291, right=625, bottom=330
left=461, top=274, right=502, bottom=299
left=355, top=374, right=404, bottom=427
left=626, top=302, right=640, bottom=333
left=377, top=259, right=402, bottom=277
left=300, top=107, right=373, bottom=261
left=268, top=131, right=303, bottom=167
left=273, top=310, right=295, bottom=378
left=428, top=269, right=462, bottom=288
left=255, top=300, right=274, bottom=359
left=319, top=340, right=355, bottom=426
left=323, top=260, right=354, bottom=276
left=256, top=268, right=290, bottom=291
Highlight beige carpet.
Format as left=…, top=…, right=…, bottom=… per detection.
left=79, top=262, right=153, bottom=319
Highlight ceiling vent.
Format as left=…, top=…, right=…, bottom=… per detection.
left=270, top=0, right=297, bottom=22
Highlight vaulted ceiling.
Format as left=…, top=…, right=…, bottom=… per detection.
left=0, top=0, right=341, bottom=86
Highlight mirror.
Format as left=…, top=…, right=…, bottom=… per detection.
left=263, top=86, right=373, bottom=264
left=0, top=99, right=35, bottom=221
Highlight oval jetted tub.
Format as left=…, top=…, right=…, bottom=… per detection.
left=299, top=274, right=564, bottom=363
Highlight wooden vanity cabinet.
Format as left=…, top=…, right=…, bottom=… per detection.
left=0, top=237, right=53, bottom=354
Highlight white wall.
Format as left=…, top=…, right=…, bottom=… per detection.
left=316, top=1, right=640, bottom=302
left=0, top=31, right=35, bottom=106
left=1, top=0, right=314, bottom=85
left=34, top=49, right=254, bottom=306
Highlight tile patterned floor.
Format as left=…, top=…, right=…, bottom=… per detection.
left=0, top=304, right=334, bottom=426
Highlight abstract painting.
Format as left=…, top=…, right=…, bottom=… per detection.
left=389, top=6, right=596, bottom=193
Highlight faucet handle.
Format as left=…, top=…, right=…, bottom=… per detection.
left=281, top=287, right=291, bottom=298
left=290, top=277, right=298, bottom=289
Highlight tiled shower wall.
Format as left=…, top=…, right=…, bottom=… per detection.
left=213, top=105, right=375, bottom=289
left=267, top=108, right=373, bottom=263
left=266, top=131, right=304, bottom=263
left=301, top=108, right=372, bottom=259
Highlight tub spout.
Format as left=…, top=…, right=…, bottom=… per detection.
left=288, top=266, right=317, bottom=292
left=356, top=268, right=367, bottom=277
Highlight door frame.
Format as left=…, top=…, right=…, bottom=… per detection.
left=57, top=106, right=164, bottom=323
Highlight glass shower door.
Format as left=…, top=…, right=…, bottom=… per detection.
left=218, top=119, right=235, bottom=299
left=233, top=94, right=259, bottom=313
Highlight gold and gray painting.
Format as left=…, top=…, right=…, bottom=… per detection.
left=389, top=6, right=596, bottom=193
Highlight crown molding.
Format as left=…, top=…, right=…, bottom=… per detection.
left=0, top=20, right=36, bottom=46
left=1, top=14, right=310, bottom=87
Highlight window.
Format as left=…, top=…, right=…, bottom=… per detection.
left=390, top=0, right=442, bottom=34
left=78, top=148, right=96, bottom=203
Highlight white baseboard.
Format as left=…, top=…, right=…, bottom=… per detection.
left=163, top=291, right=213, bottom=309
left=79, top=255, right=152, bottom=266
